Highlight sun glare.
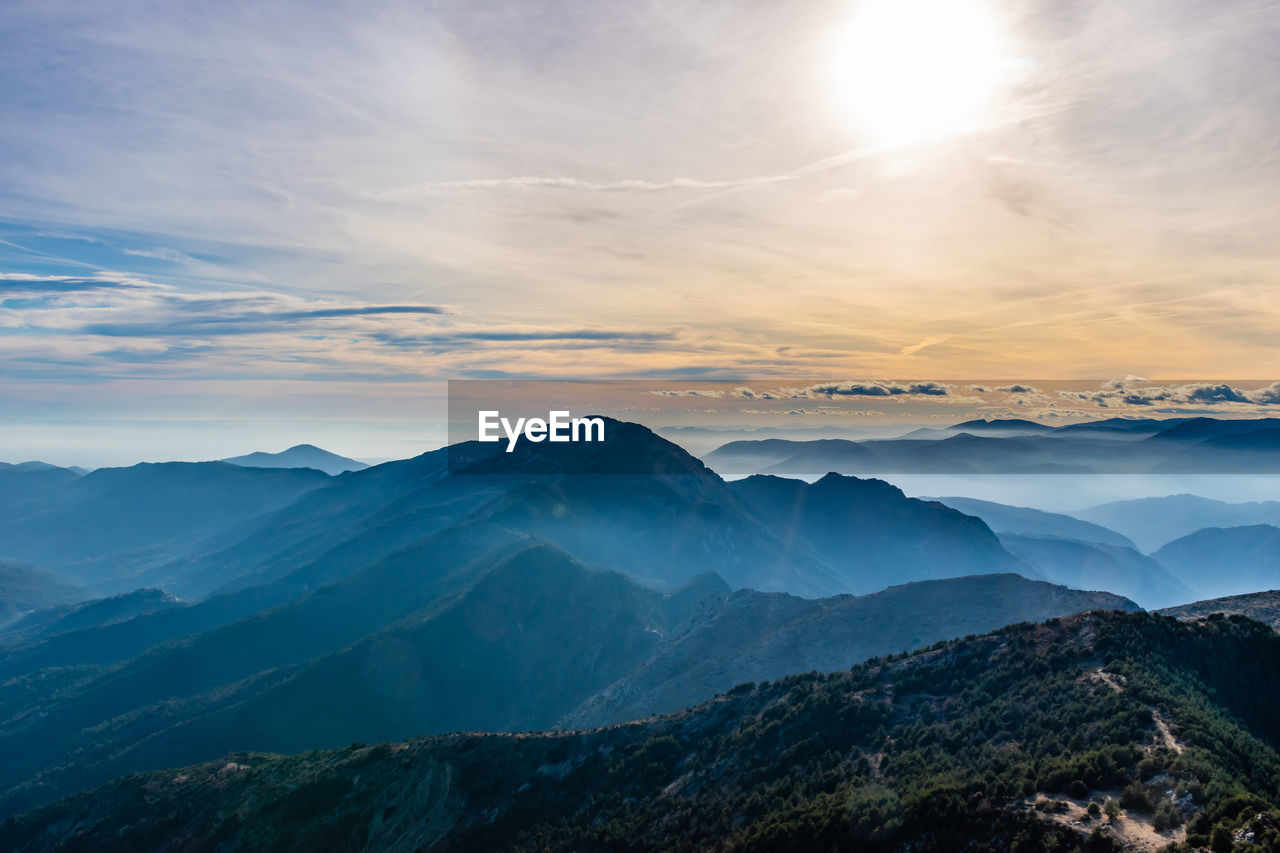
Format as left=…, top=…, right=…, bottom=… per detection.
left=832, top=0, right=1017, bottom=144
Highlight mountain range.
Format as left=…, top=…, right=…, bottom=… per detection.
left=5, top=609, right=1277, bottom=852
left=0, top=533, right=1130, bottom=815
left=702, top=416, right=1280, bottom=476
left=221, top=444, right=368, bottom=475
left=1152, top=524, right=1280, bottom=600
left=1069, top=494, right=1280, bottom=552
left=932, top=496, right=1138, bottom=549
left=1, top=417, right=1277, bottom=834
left=0, top=462, right=331, bottom=596
left=995, top=533, right=1192, bottom=609
left=0, top=463, right=83, bottom=513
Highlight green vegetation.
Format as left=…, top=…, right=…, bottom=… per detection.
left=3, top=610, right=1278, bottom=852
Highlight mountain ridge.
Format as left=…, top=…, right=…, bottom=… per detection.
left=222, top=444, right=368, bottom=475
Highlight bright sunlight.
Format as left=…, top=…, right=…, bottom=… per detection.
left=832, top=0, right=1019, bottom=144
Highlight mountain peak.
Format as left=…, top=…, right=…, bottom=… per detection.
left=449, top=417, right=715, bottom=478
left=951, top=417, right=1052, bottom=431
left=222, top=444, right=368, bottom=476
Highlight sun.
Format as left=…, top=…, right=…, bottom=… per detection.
left=831, top=0, right=1017, bottom=144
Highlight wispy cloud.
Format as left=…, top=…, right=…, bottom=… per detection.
left=371, top=175, right=795, bottom=197
left=4, top=0, right=1280, bottom=454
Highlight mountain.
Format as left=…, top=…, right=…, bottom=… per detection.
left=1056, top=416, right=1199, bottom=436
left=900, top=418, right=1059, bottom=440
left=0, top=536, right=1132, bottom=815
left=1072, top=494, right=1280, bottom=552
left=164, top=420, right=1035, bottom=603
left=1161, top=590, right=1280, bottom=631
left=562, top=572, right=1137, bottom=728
left=1147, top=417, right=1280, bottom=442
left=0, top=420, right=1159, bottom=813
left=6, top=610, right=1279, bottom=852
left=1152, top=524, right=1280, bottom=600
left=0, top=523, right=531, bottom=812
left=949, top=417, right=1058, bottom=434
left=0, top=563, right=82, bottom=628
left=1197, top=426, right=1280, bottom=452
left=996, top=533, right=1192, bottom=609
left=702, top=417, right=1280, bottom=477
left=0, top=462, right=331, bottom=594
left=0, top=463, right=82, bottom=513
left=725, top=474, right=1028, bottom=593
left=153, top=445, right=508, bottom=599
left=222, top=444, right=368, bottom=475
left=932, top=496, right=1137, bottom=548
left=706, top=433, right=1133, bottom=476
left=0, top=589, right=181, bottom=646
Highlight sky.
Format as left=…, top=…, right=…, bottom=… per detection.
left=3, top=0, right=1280, bottom=464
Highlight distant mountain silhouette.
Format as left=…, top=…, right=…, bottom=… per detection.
left=996, top=533, right=1192, bottom=609
left=0, top=463, right=82, bottom=513
left=1055, top=416, right=1199, bottom=435
left=1196, top=426, right=1280, bottom=452
left=899, top=418, right=1059, bottom=440
left=932, top=496, right=1137, bottom=548
left=1147, top=416, right=1280, bottom=442
left=945, top=417, right=1056, bottom=434
left=222, top=444, right=368, bottom=475
left=1071, top=494, right=1280, bottom=552
left=702, top=416, right=1280, bottom=475
left=1153, top=524, right=1280, bottom=600
left=0, top=462, right=330, bottom=595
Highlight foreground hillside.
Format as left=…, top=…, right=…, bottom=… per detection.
left=5, top=611, right=1278, bottom=852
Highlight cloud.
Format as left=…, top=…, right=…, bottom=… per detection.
left=122, top=247, right=200, bottom=264
left=6, top=0, right=1280, bottom=447
left=448, top=329, right=669, bottom=342
left=82, top=304, right=448, bottom=337
left=1102, top=375, right=1148, bottom=389
left=995, top=384, right=1040, bottom=394
left=1058, top=381, right=1280, bottom=408
left=1252, top=382, right=1280, bottom=405
left=746, top=407, right=887, bottom=417
left=802, top=381, right=952, bottom=398
left=646, top=388, right=727, bottom=398
left=1183, top=383, right=1252, bottom=404
left=372, top=175, right=796, bottom=198
left=1, top=273, right=163, bottom=295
